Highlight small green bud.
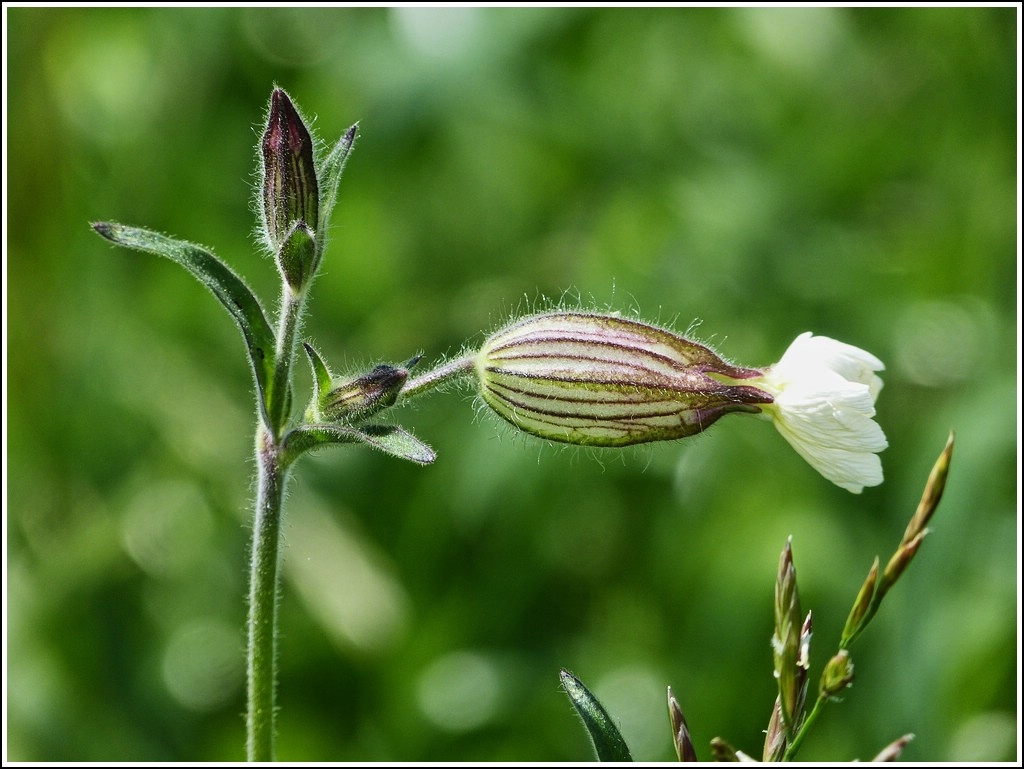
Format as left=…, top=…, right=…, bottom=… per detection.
left=766, top=609, right=810, bottom=761
left=819, top=650, right=855, bottom=699
left=474, top=311, right=770, bottom=447
left=262, top=88, right=319, bottom=289
left=841, top=556, right=879, bottom=646
left=900, top=432, right=953, bottom=547
left=876, top=432, right=953, bottom=594
left=881, top=529, right=928, bottom=592
left=771, top=540, right=807, bottom=735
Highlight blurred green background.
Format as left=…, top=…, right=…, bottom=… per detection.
left=5, top=7, right=1018, bottom=762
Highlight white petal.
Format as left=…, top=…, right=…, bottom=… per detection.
left=758, top=334, right=887, bottom=493
left=774, top=332, right=884, bottom=395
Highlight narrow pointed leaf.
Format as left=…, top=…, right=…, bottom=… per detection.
left=93, top=222, right=275, bottom=422
left=355, top=424, right=435, bottom=464
left=559, top=669, right=632, bottom=762
left=303, top=343, right=334, bottom=402
left=283, top=423, right=435, bottom=466
left=315, top=124, right=358, bottom=258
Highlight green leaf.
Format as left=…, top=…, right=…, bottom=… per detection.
left=559, top=669, right=633, bottom=762
left=283, top=423, right=436, bottom=466
left=93, top=222, right=276, bottom=424
left=356, top=424, right=435, bottom=464
left=314, top=123, right=358, bottom=263
left=302, top=343, right=334, bottom=403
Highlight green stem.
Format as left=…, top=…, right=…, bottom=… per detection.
left=247, top=285, right=305, bottom=761
left=268, top=287, right=305, bottom=435
left=398, top=354, right=475, bottom=401
left=783, top=694, right=827, bottom=761
left=246, top=423, right=287, bottom=761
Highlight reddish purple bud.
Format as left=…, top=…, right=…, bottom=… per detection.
left=262, top=88, right=319, bottom=287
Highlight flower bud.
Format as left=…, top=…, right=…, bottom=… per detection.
left=473, top=312, right=887, bottom=493
left=772, top=540, right=805, bottom=732
left=261, top=88, right=319, bottom=288
left=320, top=364, right=410, bottom=424
left=303, top=343, right=415, bottom=425
left=474, top=312, right=771, bottom=447
left=667, top=686, right=698, bottom=762
left=841, top=556, right=879, bottom=647
left=819, top=650, right=855, bottom=699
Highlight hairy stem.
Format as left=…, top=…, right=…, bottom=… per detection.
left=399, top=354, right=475, bottom=401
left=267, top=286, right=305, bottom=435
left=247, top=286, right=304, bottom=761
left=246, top=423, right=287, bottom=761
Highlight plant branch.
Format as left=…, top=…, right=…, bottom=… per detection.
left=246, top=286, right=308, bottom=760
left=398, top=354, right=475, bottom=402
left=246, top=424, right=287, bottom=761
left=782, top=694, right=826, bottom=761
left=267, top=287, right=305, bottom=435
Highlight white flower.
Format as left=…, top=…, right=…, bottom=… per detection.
left=756, top=332, right=887, bottom=493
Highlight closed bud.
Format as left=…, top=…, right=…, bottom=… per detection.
left=667, top=687, right=698, bottom=762
left=303, top=343, right=416, bottom=425
left=841, top=556, right=879, bottom=646
left=262, top=88, right=319, bottom=288
left=772, top=539, right=803, bottom=732
left=320, top=364, right=411, bottom=424
left=819, top=649, right=855, bottom=699
left=474, top=311, right=770, bottom=448
left=881, top=530, right=928, bottom=592
left=763, top=698, right=787, bottom=762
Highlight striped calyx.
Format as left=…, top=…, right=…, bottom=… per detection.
left=474, top=311, right=771, bottom=447
left=262, top=88, right=319, bottom=289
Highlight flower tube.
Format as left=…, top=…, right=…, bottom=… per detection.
left=473, top=312, right=886, bottom=492
left=475, top=312, right=772, bottom=447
